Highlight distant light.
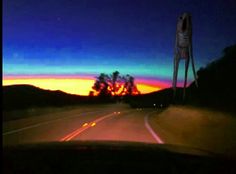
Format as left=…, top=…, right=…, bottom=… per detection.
left=153, top=104, right=156, bottom=106
left=91, top=122, right=96, bottom=127
left=114, top=112, right=117, bottom=114
left=82, top=123, right=88, bottom=127
left=118, top=112, right=121, bottom=114
left=160, top=104, right=163, bottom=107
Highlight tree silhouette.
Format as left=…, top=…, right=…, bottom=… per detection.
left=111, top=71, right=120, bottom=95
left=188, top=44, right=236, bottom=112
left=119, top=75, right=140, bottom=96
left=92, top=71, right=140, bottom=97
left=92, top=73, right=110, bottom=96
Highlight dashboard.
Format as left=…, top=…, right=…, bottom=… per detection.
left=3, top=141, right=236, bottom=174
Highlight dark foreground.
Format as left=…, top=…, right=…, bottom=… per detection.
left=3, top=141, right=236, bottom=174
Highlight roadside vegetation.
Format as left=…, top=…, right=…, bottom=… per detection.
left=128, top=44, right=236, bottom=114
left=149, top=105, right=236, bottom=157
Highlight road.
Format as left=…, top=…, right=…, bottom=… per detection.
left=3, top=104, right=163, bottom=145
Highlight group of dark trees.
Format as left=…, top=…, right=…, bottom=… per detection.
left=126, top=44, right=236, bottom=113
left=187, top=44, right=236, bottom=112
left=90, top=71, right=140, bottom=98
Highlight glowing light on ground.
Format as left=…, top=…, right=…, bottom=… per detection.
left=82, top=123, right=88, bottom=127
left=91, top=122, right=96, bottom=127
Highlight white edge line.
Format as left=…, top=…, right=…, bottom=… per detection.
left=3, top=124, right=43, bottom=136
left=145, top=113, right=164, bottom=144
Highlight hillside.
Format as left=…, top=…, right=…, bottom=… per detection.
left=3, top=85, right=89, bottom=111
left=187, top=44, right=236, bottom=112
left=127, top=44, right=236, bottom=113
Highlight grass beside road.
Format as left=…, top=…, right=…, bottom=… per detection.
left=149, top=105, right=236, bottom=158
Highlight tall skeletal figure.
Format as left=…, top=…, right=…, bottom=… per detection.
left=173, top=13, right=198, bottom=100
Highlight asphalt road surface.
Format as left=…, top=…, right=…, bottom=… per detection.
left=3, top=104, right=163, bottom=145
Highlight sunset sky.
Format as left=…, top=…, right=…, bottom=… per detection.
left=3, top=0, right=236, bottom=95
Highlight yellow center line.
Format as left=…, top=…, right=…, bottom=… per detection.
left=60, top=126, right=89, bottom=141
left=60, top=113, right=115, bottom=141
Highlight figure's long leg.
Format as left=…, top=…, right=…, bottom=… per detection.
left=183, top=56, right=190, bottom=100
left=173, top=52, right=180, bottom=98
left=190, top=44, right=198, bottom=87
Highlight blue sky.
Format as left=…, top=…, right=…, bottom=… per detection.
left=3, top=0, right=236, bottom=81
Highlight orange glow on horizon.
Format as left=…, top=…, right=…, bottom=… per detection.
left=3, top=78, right=94, bottom=96
left=3, top=78, right=163, bottom=95
left=137, top=84, right=161, bottom=93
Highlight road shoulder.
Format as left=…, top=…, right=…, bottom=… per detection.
left=148, top=105, right=236, bottom=157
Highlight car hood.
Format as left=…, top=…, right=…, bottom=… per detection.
left=2, top=140, right=228, bottom=158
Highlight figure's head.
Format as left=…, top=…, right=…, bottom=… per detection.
left=177, top=13, right=192, bottom=33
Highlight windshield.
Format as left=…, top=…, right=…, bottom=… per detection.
left=3, top=0, right=236, bottom=158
